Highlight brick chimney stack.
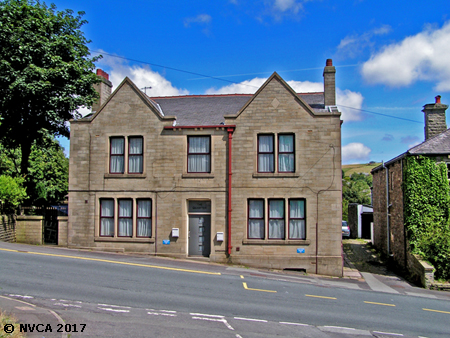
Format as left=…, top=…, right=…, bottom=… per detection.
left=323, top=59, right=336, bottom=107
left=423, top=95, right=448, bottom=140
left=92, top=69, right=112, bottom=112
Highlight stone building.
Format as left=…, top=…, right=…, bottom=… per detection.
left=371, top=96, right=450, bottom=270
left=68, top=60, right=343, bottom=276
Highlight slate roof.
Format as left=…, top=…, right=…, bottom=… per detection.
left=150, top=92, right=326, bottom=126
left=372, top=128, right=450, bottom=173
left=408, top=128, right=450, bottom=155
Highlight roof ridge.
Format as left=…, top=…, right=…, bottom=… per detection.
left=150, top=93, right=254, bottom=99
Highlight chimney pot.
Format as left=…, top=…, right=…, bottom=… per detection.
left=436, top=95, right=441, bottom=104
left=96, top=69, right=109, bottom=81
left=326, top=59, right=333, bottom=67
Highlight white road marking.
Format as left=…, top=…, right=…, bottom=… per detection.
left=190, top=312, right=224, bottom=318
left=8, top=294, right=34, bottom=299
left=236, top=335, right=243, bottom=338
left=373, top=331, right=403, bottom=336
left=234, top=317, right=267, bottom=323
left=148, top=311, right=177, bottom=317
left=98, top=303, right=131, bottom=308
left=324, top=326, right=356, bottom=330
left=192, top=316, right=234, bottom=330
left=98, top=307, right=130, bottom=313
left=54, top=302, right=82, bottom=308
left=280, top=321, right=309, bottom=326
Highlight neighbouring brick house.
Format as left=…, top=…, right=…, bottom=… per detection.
left=68, top=59, right=343, bottom=276
left=371, top=96, right=450, bottom=270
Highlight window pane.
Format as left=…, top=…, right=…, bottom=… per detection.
left=269, top=200, right=284, bottom=218
left=249, top=200, right=263, bottom=218
left=138, top=200, right=151, bottom=217
left=101, top=219, right=114, bottom=237
left=119, top=219, right=132, bottom=236
left=111, top=156, right=124, bottom=173
left=118, top=200, right=132, bottom=237
left=100, top=199, right=114, bottom=237
left=188, top=154, right=211, bottom=172
left=269, top=220, right=285, bottom=239
left=258, top=154, right=274, bottom=172
left=137, top=219, right=151, bottom=237
left=279, top=135, right=293, bottom=152
left=137, top=200, right=151, bottom=237
left=111, top=138, right=124, bottom=154
left=129, top=155, right=143, bottom=173
left=289, top=220, right=305, bottom=239
left=101, top=200, right=114, bottom=217
left=129, top=137, right=142, bottom=154
left=290, top=200, right=305, bottom=218
left=189, top=137, right=209, bottom=153
left=289, top=199, right=305, bottom=239
left=279, top=154, right=294, bottom=172
left=248, top=220, right=264, bottom=239
left=259, top=135, right=273, bottom=152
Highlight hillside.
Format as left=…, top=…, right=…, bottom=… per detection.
left=342, top=162, right=381, bottom=177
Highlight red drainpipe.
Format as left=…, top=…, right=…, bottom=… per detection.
left=227, top=127, right=234, bottom=255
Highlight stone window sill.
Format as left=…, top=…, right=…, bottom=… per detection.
left=242, top=239, right=310, bottom=245
left=104, top=173, right=147, bottom=179
left=95, top=237, right=154, bottom=243
left=252, top=173, right=299, bottom=178
left=182, top=173, right=214, bottom=179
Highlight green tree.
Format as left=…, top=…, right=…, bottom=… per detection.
left=0, top=0, right=100, bottom=175
left=0, top=175, right=26, bottom=213
left=0, top=135, right=68, bottom=206
left=342, top=172, right=372, bottom=221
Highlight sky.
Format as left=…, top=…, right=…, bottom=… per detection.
left=50, top=0, right=450, bottom=164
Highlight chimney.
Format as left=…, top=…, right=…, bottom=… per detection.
left=92, top=69, right=112, bottom=112
left=423, top=95, right=448, bottom=140
left=323, top=58, right=336, bottom=107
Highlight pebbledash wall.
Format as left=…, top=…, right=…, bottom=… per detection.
left=68, top=62, right=343, bottom=276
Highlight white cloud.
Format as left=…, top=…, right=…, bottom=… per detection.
left=206, top=77, right=363, bottom=122
left=361, top=21, right=450, bottom=91
left=184, top=14, right=212, bottom=27
left=95, top=51, right=189, bottom=97
left=336, top=88, right=364, bottom=122
left=342, top=143, right=372, bottom=163
left=272, top=0, right=303, bottom=13
left=337, top=25, right=392, bottom=59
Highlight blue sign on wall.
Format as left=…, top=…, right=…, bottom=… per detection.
left=297, top=248, right=305, bottom=254
left=162, top=240, right=170, bottom=245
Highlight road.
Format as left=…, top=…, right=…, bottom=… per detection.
left=1, top=241, right=449, bottom=337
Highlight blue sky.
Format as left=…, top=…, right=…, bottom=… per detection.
left=52, top=0, right=450, bottom=164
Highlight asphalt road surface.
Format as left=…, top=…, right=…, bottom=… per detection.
left=1, top=242, right=449, bottom=338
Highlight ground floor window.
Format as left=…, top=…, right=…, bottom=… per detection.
left=99, top=198, right=152, bottom=238
left=247, top=198, right=306, bottom=240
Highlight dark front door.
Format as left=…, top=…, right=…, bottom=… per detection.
left=188, top=215, right=211, bottom=257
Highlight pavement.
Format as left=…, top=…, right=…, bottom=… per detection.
left=1, top=239, right=449, bottom=337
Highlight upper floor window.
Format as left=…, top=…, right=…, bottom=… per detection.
left=128, top=137, right=143, bottom=174
left=278, top=134, right=295, bottom=172
left=109, top=136, right=143, bottom=174
left=258, top=135, right=274, bottom=173
left=110, top=137, right=125, bottom=173
left=188, top=136, right=211, bottom=173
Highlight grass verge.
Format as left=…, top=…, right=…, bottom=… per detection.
left=0, top=310, right=24, bottom=338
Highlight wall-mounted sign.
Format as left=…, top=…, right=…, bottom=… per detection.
left=297, top=248, right=305, bottom=254
left=162, top=240, right=170, bottom=245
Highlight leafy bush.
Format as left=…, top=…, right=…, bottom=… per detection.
left=0, top=175, right=27, bottom=213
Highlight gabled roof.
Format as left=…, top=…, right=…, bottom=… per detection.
left=73, top=74, right=338, bottom=126
left=372, top=128, right=450, bottom=173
